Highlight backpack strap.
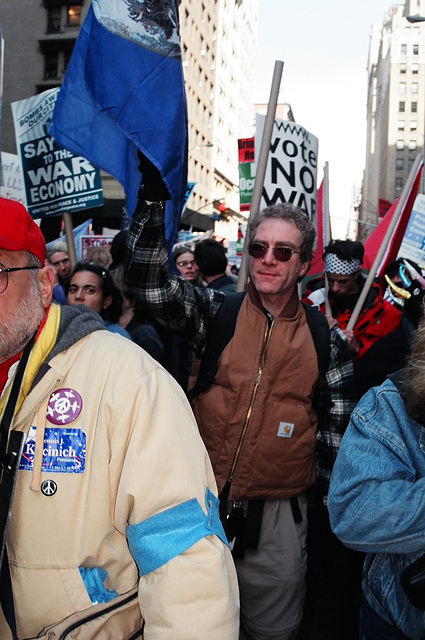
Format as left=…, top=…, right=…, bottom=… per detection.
left=301, top=302, right=333, bottom=416
left=189, top=294, right=332, bottom=409
left=187, top=292, right=246, bottom=403
left=301, top=302, right=330, bottom=377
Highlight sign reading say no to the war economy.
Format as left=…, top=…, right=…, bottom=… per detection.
left=11, top=88, right=103, bottom=218
left=254, top=114, right=318, bottom=219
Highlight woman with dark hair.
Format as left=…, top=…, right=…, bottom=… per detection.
left=110, top=265, right=165, bottom=363
left=66, top=261, right=131, bottom=339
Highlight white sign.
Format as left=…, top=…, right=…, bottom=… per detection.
left=11, top=88, right=103, bottom=218
left=254, top=114, right=318, bottom=219
left=1, top=152, right=25, bottom=204
left=397, top=194, right=425, bottom=265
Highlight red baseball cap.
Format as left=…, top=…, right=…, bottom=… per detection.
left=0, top=198, right=46, bottom=265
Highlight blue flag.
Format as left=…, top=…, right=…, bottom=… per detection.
left=50, top=0, right=188, bottom=246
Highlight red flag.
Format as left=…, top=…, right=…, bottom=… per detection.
left=378, top=198, right=392, bottom=218
left=309, top=179, right=324, bottom=276
left=363, top=159, right=423, bottom=277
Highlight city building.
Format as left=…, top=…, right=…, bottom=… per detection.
left=0, top=0, right=258, bottom=240
left=360, top=0, right=425, bottom=241
left=180, top=0, right=258, bottom=238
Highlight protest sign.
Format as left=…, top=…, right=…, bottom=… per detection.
left=1, top=152, right=25, bottom=204
left=238, top=137, right=255, bottom=212
left=182, top=181, right=196, bottom=214
left=254, top=114, right=318, bottom=219
left=81, top=235, right=114, bottom=268
left=397, top=194, right=425, bottom=265
left=11, top=88, right=103, bottom=218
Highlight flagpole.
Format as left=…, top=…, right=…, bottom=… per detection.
left=62, top=212, right=77, bottom=270
left=346, top=152, right=423, bottom=331
left=322, top=162, right=332, bottom=317
left=236, top=60, right=284, bottom=292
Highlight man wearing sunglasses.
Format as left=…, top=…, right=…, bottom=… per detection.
left=125, top=158, right=357, bottom=640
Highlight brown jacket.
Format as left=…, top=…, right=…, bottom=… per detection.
left=193, top=285, right=319, bottom=501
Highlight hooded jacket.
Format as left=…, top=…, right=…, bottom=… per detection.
left=0, top=304, right=238, bottom=640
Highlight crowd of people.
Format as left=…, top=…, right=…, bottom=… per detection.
left=1, top=176, right=425, bottom=640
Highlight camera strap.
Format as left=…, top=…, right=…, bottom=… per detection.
left=0, top=334, right=36, bottom=638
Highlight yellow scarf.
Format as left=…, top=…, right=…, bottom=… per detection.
left=0, top=304, right=61, bottom=419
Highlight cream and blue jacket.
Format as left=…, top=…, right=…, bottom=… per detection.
left=0, top=304, right=238, bottom=640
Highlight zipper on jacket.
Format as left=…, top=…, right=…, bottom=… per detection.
left=57, top=589, right=143, bottom=640
left=228, top=317, right=274, bottom=483
left=13, top=378, right=61, bottom=431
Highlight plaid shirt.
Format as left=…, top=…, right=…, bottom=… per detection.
left=125, top=200, right=357, bottom=501
left=316, top=325, right=358, bottom=502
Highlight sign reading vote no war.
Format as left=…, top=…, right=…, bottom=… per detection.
left=254, top=114, right=318, bottom=220
left=11, top=88, right=103, bottom=218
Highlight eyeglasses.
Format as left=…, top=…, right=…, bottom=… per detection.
left=177, top=259, right=196, bottom=268
left=0, top=262, right=41, bottom=294
left=248, top=243, right=301, bottom=263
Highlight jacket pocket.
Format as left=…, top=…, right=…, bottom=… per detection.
left=28, top=586, right=144, bottom=640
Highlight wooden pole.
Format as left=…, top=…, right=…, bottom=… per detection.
left=236, top=60, right=284, bottom=292
left=62, top=212, right=77, bottom=270
left=322, top=162, right=332, bottom=316
left=346, top=152, right=423, bottom=331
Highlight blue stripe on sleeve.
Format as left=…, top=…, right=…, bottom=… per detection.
left=126, top=487, right=228, bottom=576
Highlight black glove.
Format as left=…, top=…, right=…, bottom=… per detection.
left=137, top=151, right=170, bottom=202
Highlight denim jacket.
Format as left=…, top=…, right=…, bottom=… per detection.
left=328, top=378, right=425, bottom=639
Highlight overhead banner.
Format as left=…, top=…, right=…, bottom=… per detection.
left=11, top=88, right=103, bottom=218
left=254, top=114, right=318, bottom=219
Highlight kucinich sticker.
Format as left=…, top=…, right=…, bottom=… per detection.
left=46, top=388, right=82, bottom=425
left=19, top=426, right=86, bottom=473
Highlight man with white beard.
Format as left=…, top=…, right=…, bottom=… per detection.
left=0, top=197, right=238, bottom=640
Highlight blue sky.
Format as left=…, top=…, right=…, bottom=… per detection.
left=254, top=0, right=400, bottom=237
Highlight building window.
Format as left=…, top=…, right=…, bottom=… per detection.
left=412, top=82, right=419, bottom=93
left=396, top=140, right=405, bottom=150
left=47, top=6, right=62, bottom=32
left=401, top=43, right=407, bottom=55
left=409, top=140, right=417, bottom=150
left=399, top=82, right=406, bottom=93
left=63, top=48, right=73, bottom=73
left=396, top=158, right=404, bottom=171
left=399, top=101, right=405, bottom=112
left=44, top=51, right=59, bottom=79
left=410, top=121, right=417, bottom=130
left=412, top=63, right=419, bottom=74
left=412, top=101, right=418, bottom=112
left=67, top=5, right=81, bottom=26
left=397, top=120, right=405, bottom=130
left=395, top=177, right=403, bottom=192
left=413, top=43, right=419, bottom=55
left=400, top=63, right=407, bottom=74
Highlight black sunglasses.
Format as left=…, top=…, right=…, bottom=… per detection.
left=248, top=242, right=301, bottom=263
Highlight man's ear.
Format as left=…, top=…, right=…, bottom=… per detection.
left=37, top=265, right=55, bottom=308
left=299, top=260, right=310, bottom=280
